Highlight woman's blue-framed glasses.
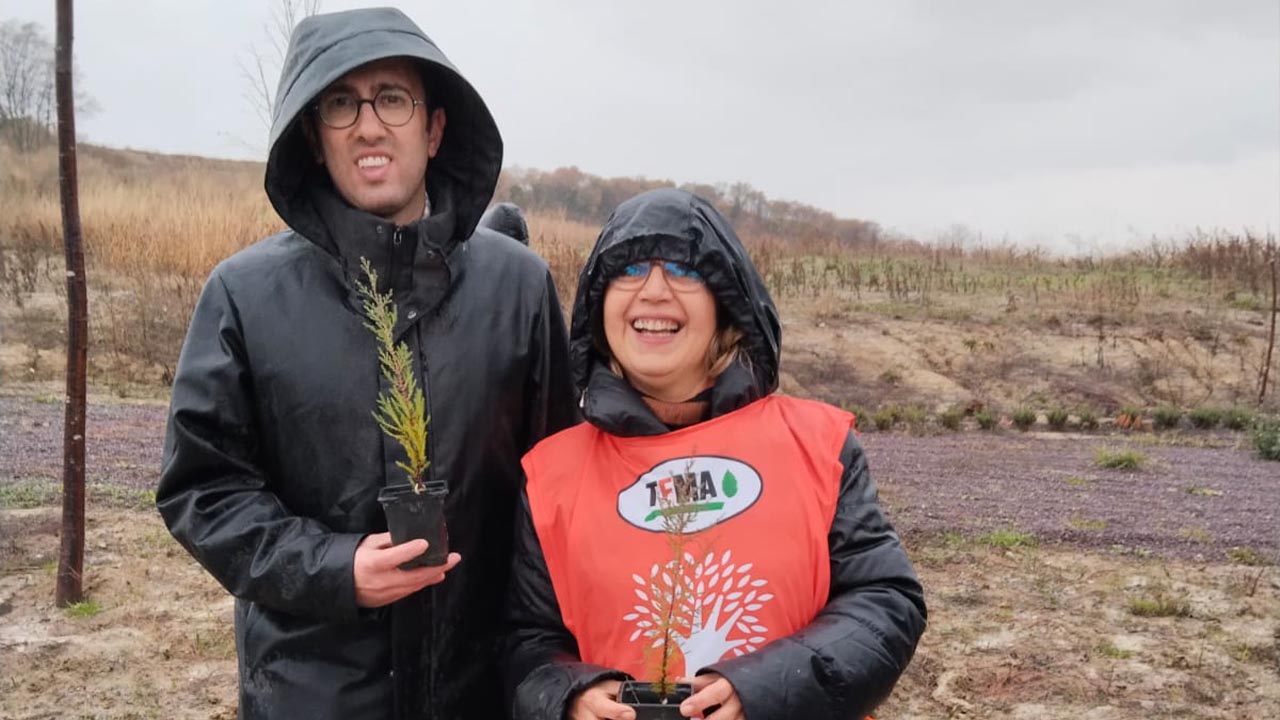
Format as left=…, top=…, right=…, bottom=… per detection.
left=611, top=260, right=705, bottom=291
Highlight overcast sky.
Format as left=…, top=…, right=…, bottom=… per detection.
left=7, top=0, right=1279, bottom=251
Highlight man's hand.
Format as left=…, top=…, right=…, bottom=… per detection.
left=353, top=532, right=461, bottom=608
left=570, top=679, right=635, bottom=720
left=681, top=673, right=743, bottom=719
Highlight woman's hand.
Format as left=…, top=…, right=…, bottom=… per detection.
left=570, top=679, right=636, bottom=720
left=681, top=673, right=744, bottom=719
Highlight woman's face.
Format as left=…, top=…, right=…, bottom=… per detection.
left=603, top=260, right=718, bottom=402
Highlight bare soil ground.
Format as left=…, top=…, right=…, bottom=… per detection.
left=2, top=392, right=1278, bottom=719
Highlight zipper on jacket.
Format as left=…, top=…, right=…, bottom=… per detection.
left=413, top=323, right=434, bottom=486
left=390, top=226, right=402, bottom=292
left=413, top=320, right=438, bottom=718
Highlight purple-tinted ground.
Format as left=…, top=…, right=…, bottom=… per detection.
left=1, top=394, right=167, bottom=490
left=859, top=431, right=1278, bottom=560
left=2, top=394, right=1276, bottom=560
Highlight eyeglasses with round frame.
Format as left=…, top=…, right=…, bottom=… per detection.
left=314, top=87, right=425, bottom=129
left=609, top=259, right=705, bottom=292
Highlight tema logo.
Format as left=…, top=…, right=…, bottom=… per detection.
left=617, top=455, right=762, bottom=533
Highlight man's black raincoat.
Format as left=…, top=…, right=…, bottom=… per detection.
left=504, top=188, right=926, bottom=719
left=157, top=8, right=576, bottom=718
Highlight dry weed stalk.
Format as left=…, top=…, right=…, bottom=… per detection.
left=1258, top=236, right=1277, bottom=403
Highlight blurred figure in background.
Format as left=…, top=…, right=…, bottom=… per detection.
left=480, top=201, right=530, bottom=245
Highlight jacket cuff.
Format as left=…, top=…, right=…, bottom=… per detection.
left=323, top=531, right=365, bottom=623
left=701, top=641, right=822, bottom=718
left=514, top=662, right=629, bottom=720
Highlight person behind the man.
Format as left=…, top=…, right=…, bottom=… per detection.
left=156, top=8, right=576, bottom=718
left=479, top=201, right=531, bottom=245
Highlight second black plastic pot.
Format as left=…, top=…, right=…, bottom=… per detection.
left=617, top=681, right=693, bottom=720
left=377, top=482, right=448, bottom=569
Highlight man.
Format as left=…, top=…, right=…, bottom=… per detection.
left=479, top=202, right=530, bottom=245
left=157, top=8, right=576, bottom=718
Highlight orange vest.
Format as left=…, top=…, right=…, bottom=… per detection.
left=523, top=395, right=852, bottom=680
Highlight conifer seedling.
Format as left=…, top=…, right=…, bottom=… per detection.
left=355, top=257, right=430, bottom=493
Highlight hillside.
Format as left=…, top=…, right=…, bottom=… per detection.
left=1, top=139, right=1277, bottom=425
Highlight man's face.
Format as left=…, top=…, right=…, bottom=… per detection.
left=311, top=57, right=446, bottom=226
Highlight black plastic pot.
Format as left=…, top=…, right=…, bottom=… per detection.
left=377, top=481, right=448, bottom=568
left=617, top=681, right=693, bottom=720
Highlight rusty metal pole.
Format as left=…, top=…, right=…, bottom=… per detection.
left=55, top=0, right=87, bottom=607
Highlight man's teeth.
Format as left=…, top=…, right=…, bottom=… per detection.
left=632, top=318, right=679, bottom=332
left=357, top=156, right=390, bottom=168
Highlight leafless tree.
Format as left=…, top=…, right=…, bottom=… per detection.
left=0, top=18, right=96, bottom=151
left=239, top=0, right=321, bottom=131
left=0, top=19, right=54, bottom=149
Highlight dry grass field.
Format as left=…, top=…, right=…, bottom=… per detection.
left=3, top=140, right=1276, bottom=420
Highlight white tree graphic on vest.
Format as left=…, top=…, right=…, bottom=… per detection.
left=623, top=549, right=775, bottom=675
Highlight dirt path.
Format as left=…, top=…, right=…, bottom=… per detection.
left=1, top=507, right=237, bottom=719
left=2, top=393, right=1278, bottom=719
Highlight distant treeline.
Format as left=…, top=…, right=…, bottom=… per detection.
left=494, top=165, right=889, bottom=249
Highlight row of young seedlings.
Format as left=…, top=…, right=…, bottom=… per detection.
left=850, top=403, right=1262, bottom=434
left=850, top=403, right=1280, bottom=461
left=757, top=253, right=1184, bottom=307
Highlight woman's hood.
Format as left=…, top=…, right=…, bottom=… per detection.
left=569, top=188, right=781, bottom=397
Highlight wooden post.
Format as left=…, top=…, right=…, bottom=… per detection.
left=55, top=0, right=87, bottom=607
left=1260, top=236, right=1277, bottom=405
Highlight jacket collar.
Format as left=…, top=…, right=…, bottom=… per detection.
left=581, top=361, right=763, bottom=437
left=308, top=183, right=462, bottom=337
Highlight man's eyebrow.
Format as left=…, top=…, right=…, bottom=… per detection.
left=321, top=81, right=355, bottom=95
left=320, top=81, right=414, bottom=97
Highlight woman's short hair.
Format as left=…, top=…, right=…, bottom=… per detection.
left=705, top=323, right=745, bottom=379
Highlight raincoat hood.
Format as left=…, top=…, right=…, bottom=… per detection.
left=265, top=7, right=502, bottom=247
left=479, top=202, right=530, bottom=244
left=569, top=188, right=781, bottom=422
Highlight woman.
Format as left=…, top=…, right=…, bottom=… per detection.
left=504, top=188, right=925, bottom=720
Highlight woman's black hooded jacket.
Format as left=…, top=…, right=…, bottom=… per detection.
left=503, top=188, right=926, bottom=719
left=156, top=9, right=576, bottom=719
